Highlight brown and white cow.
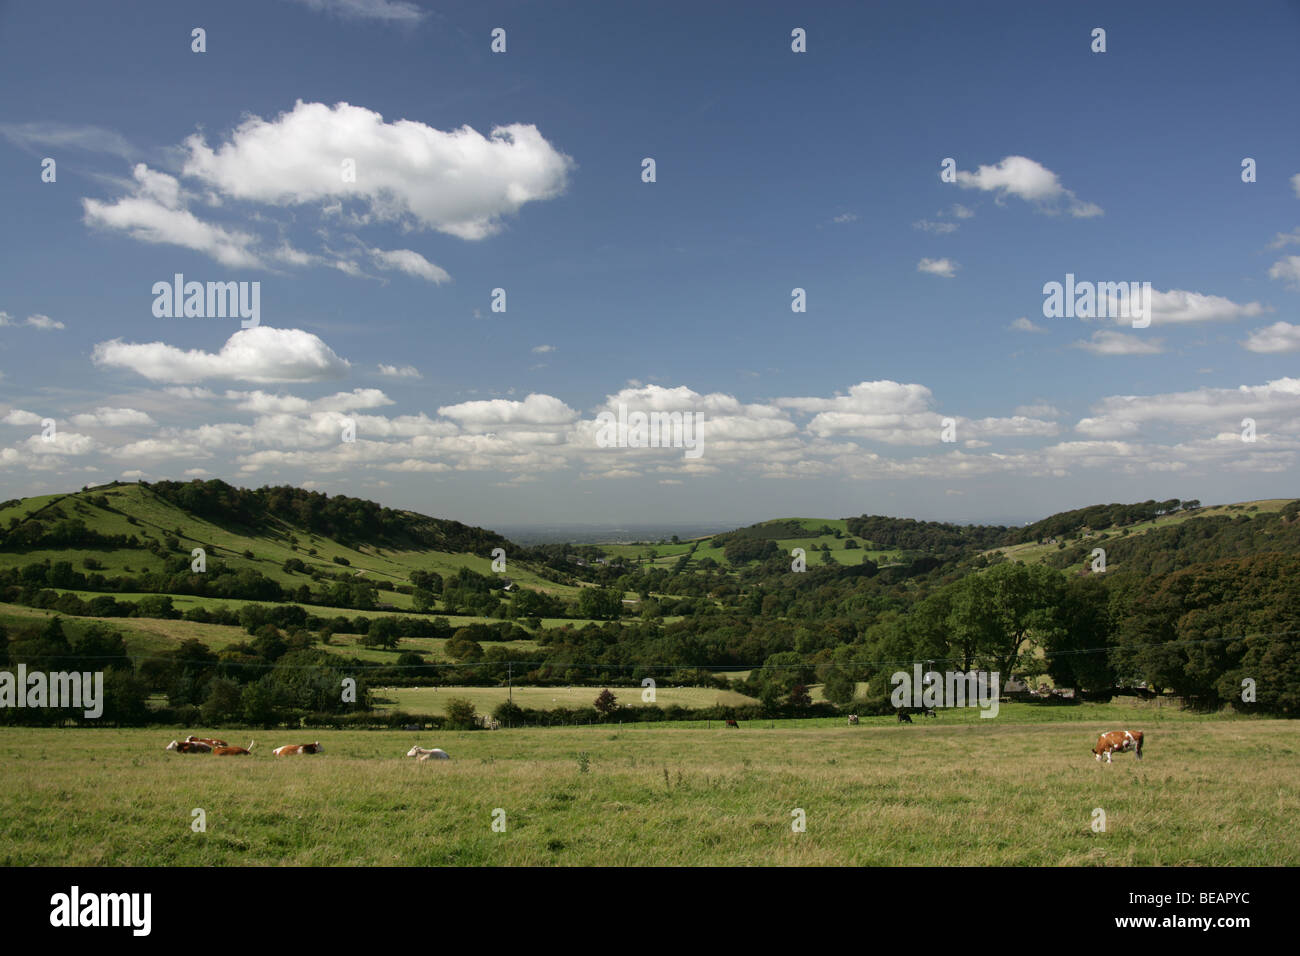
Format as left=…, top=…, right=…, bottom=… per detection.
left=213, top=741, right=254, bottom=756
left=272, top=742, right=323, bottom=756
left=1093, top=730, right=1143, bottom=763
left=165, top=739, right=211, bottom=753
left=847, top=714, right=860, bottom=725
left=185, top=735, right=228, bottom=748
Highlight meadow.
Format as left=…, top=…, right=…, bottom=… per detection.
left=1, top=714, right=1295, bottom=866
left=370, top=683, right=758, bottom=713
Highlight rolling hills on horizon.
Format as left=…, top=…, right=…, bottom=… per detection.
left=1, top=477, right=1297, bottom=727
left=4, top=477, right=1293, bottom=556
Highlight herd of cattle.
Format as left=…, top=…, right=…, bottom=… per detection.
left=164, top=736, right=327, bottom=756
left=163, top=725, right=1146, bottom=764
left=165, top=735, right=453, bottom=760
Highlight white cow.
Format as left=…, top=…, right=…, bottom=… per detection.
left=407, top=745, right=451, bottom=761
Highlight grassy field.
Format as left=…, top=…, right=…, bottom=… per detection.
left=0, top=600, right=581, bottom=665
left=1, top=716, right=1295, bottom=865
left=371, top=684, right=759, bottom=713
left=597, top=517, right=906, bottom=572
left=367, top=681, right=862, bottom=712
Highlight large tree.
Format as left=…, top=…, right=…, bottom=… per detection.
left=944, top=561, right=1066, bottom=678
left=1042, top=574, right=1114, bottom=691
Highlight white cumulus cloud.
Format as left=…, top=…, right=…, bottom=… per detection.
left=1242, top=321, right=1300, bottom=353
left=183, top=101, right=574, bottom=241
left=92, top=327, right=351, bottom=383
left=955, top=155, right=1102, bottom=217
left=83, top=164, right=263, bottom=268
left=917, top=257, right=957, bottom=278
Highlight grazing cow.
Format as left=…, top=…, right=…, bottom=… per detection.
left=897, top=710, right=913, bottom=724
left=272, top=742, right=323, bottom=756
left=185, top=735, right=228, bottom=748
left=847, top=714, right=860, bottom=725
left=724, top=719, right=740, bottom=729
left=407, top=745, right=451, bottom=761
left=213, top=741, right=254, bottom=756
left=165, top=739, right=211, bottom=753
left=1093, top=730, right=1143, bottom=763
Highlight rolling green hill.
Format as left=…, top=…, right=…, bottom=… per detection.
left=3, top=482, right=1297, bottom=724
left=0, top=480, right=577, bottom=602
left=981, top=498, right=1297, bottom=572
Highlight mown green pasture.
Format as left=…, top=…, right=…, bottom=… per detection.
left=1, top=715, right=1294, bottom=866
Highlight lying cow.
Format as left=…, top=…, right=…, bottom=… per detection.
left=407, top=745, right=451, bottom=761
left=1093, top=730, right=1144, bottom=763
left=272, top=742, right=323, bottom=756
left=897, top=706, right=935, bottom=723
left=185, top=735, right=227, bottom=748
left=847, top=714, right=860, bottom=725
left=165, top=739, right=211, bottom=753
left=213, top=741, right=254, bottom=756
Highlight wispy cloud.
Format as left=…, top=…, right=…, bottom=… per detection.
left=0, top=311, right=65, bottom=331
left=0, top=121, right=136, bottom=160
left=1071, top=330, right=1164, bottom=356
left=378, top=363, right=422, bottom=378
left=282, top=0, right=428, bottom=22
left=369, top=247, right=451, bottom=284
left=1008, top=316, right=1045, bottom=333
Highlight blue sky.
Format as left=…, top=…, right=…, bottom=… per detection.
left=1, top=0, right=1298, bottom=530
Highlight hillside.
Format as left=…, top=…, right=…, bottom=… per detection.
left=594, top=499, right=1300, bottom=577
left=981, top=498, right=1298, bottom=573
left=2, top=484, right=1298, bottom=727
left=0, top=480, right=572, bottom=608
